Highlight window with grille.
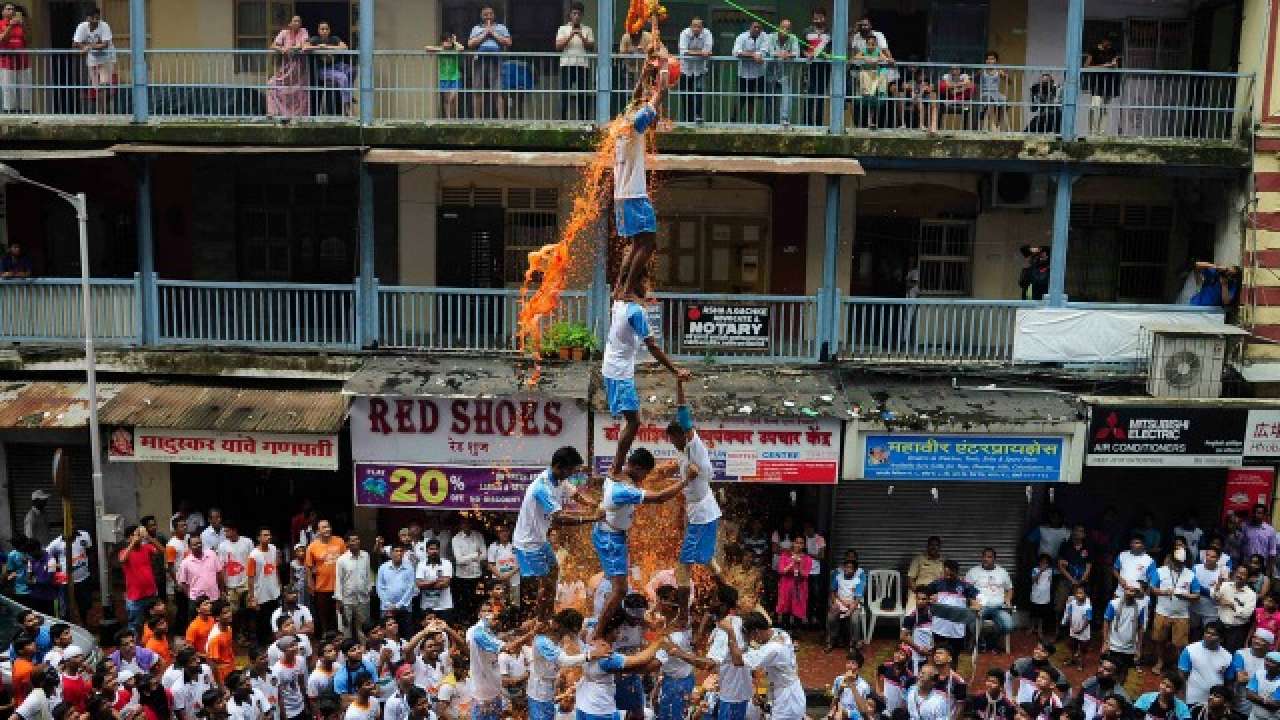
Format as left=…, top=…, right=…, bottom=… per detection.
left=917, top=220, right=973, bottom=296
left=441, top=186, right=561, bottom=286
left=1067, top=203, right=1173, bottom=302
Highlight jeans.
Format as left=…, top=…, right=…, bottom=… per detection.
left=126, top=596, right=156, bottom=635
left=771, top=74, right=792, bottom=124
left=979, top=605, right=1015, bottom=642
left=559, top=65, right=590, bottom=120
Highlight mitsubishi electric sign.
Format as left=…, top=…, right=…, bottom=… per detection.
left=1086, top=405, right=1246, bottom=467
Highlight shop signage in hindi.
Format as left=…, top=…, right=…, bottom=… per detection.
left=350, top=395, right=588, bottom=466
left=592, top=417, right=839, bottom=484
left=1222, top=467, right=1275, bottom=522
left=354, top=463, right=540, bottom=511
left=681, top=303, right=770, bottom=351
left=1086, top=406, right=1246, bottom=467
left=108, top=427, right=339, bottom=470
left=861, top=434, right=1065, bottom=482
left=1245, top=410, right=1280, bottom=458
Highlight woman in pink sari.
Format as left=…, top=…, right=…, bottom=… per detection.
left=776, top=535, right=814, bottom=631
left=267, top=15, right=309, bottom=118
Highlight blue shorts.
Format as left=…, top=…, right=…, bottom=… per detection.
left=679, top=519, right=720, bottom=565
left=576, top=712, right=615, bottom=720
left=615, top=197, right=657, bottom=238
left=615, top=674, right=646, bottom=711
left=472, top=698, right=503, bottom=720
left=604, top=377, right=640, bottom=416
left=716, top=701, right=748, bottom=720
left=440, top=79, right=461, bottom=90
left=658, top=675, right=695, bottom=720
left=592, top=523, right=630, bottom=578
left=514, top=542, right=558, bottom=578
left=529, top=699, right=556, bottom=720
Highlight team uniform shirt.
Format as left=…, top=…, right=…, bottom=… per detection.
left=14, top=688, right=52, bottom=720
left=272, top=658, right=308, bottom=720
left=1079, top=677, right=1127, bottom=720
left=906, top=686, right=950, bottom=720
left=832, top=675, right=872, bottom=720
left=924, top=578, right=978, bottom=638
left=1178, top=641, right=1241, bottom=706
left=877, top=664, right=915, bottom=715
left=674, top=407, right=721, bottom=524
left=498, top=648, right=529, bottom=701
left=416, top=559, right=454, bottom=611
left=599, top=477, right=645, bottom=532
left=966, top=565, right=1013, bottom=607
left=1114, top=551, right=1159, bottom=596
left=1008, top=660, right=1064, bottom=705
left=1192, top=562, right=1229, bottom=618
left=742, top=630, right=806, bottom=720
left=513, top=469, right=574, bottom=551
left=1154, top=566, right=1200, bottom=619
left=575, top=647, right=627, bottom=717
left=613, top=104, right=656, bottom=200
left=969, top=693, right=1015, bottom=720
left=411, top=652, right=446, bottom=698
left=228, top=689, right=273, bottom=720
left=657, top=628, right=696, bottom=681
left=343, top=697, right=380, bottom=720
left=220, top=537, right=254, bottom=589
left=267, top=635, right=313, bottom=667
left=247, top=545, right=282, bottom=604
left=902, top=608, right=934, bottom=670
left=1062, top=598, right=1093, bottom=641
left=248, top=672, right=279, bottom=720
left=1248, top=670, right=1280, bottom=720
left=708, top=616, right=753, bottom=704
left=1134, top=692, right=1191, bottom=720
left=1104, top=598, right=1147, bottom=654
left=601, top=301, right=651, bottom=383
left=269, top=605, right=314, bottom=634
left=832, top=569, right=867, bottom=605
left=47, top=531, right=92, bottom=584
left=487, top=542, right=519, bottom=588
left=306, top=666, right=334, bottom=699
left=527, top=635, right=587, bottom=703
left=467, top=621, right=506, bottom=703
left=1237, top=650, right=1267, bottom=716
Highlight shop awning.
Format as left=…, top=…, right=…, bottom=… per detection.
left=362, top=149, right=864, bottom=175
left=0, top=381, right=126, bottom=429
left=98, top=383, right=348, bottom=433
left=589, top=365, right=852, bottom=420
left=108, top=144, right=363, bottom=155
left=344, top=356, right=591, bottom=400
left=0, top=149, right=117, bottom=161
left=842, top=371, right=1083, bottom=431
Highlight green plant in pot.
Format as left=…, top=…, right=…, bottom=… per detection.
left=543, top=321, right=598, bottom=360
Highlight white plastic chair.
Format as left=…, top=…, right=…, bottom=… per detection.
left=972, top=607, right=1015, bottom=665
left=867, top=569, right=906, bottom=638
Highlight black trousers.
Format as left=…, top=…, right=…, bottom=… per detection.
left=560, top=66, right=590, bottom=120
left=806, top=63, right=830, bottom=126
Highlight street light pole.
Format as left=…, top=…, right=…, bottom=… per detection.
left=0, top=164, right=110, bottom=613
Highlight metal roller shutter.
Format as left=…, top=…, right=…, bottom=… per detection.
left=832, top=482, right=1034, bottom=578
left=7, top=444, right=95, bottom=539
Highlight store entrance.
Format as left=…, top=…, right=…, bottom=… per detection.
left=170, top=464, right=353, bottom=547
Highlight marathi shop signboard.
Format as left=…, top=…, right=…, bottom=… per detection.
left=861, top=434, right=1066, bottom=482
left=681, top=304, right=771, bottom=352
left=108, top=427, right=339, bottom=470
left=592, top=417, right=840, bottom=484
left=349, top=395, right=588, bottom=510
left=1086, top=406, right=1247, bottom=467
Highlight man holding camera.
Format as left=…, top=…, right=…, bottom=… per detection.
left=1019, top=245, right=1050, bottom=301
left=1190, top=262, right=1241, bottom=308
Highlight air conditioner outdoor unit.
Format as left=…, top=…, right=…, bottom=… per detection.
left=1140, top=323, right=1248, bottom=399
left=986, top=172, right=1049, bottom=210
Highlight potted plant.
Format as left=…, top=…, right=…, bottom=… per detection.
left=542, top=321, right=598, bottom=360
left=565, top=323, right=599, bottom=361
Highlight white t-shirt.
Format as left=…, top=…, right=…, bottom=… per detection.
left=267, top=634, right=313, bottom=666
left=306, top=667, right=334, bottom=699
left=1104, top=598, right=1147, bottom=654
left=467, top=621, right=505, bottom=703
left=575, top=649, right=625, bottom=716
left=487, top=542, right=520, bottom=587
left=343, top=697, right=380, bottom=720
left=1114, top=551, right=1157, bottom=596
left=1030, top=567, right=1053, bottom=605
left=272, top=658, right=308, bottom=719
left=1154, top=566, right=1199, bottom=619
left=71, top=20, right=115, bottom=66
left=513, top=470, right=574, bottom=552
left=416, top=559, right=453, bottom=611
left=1248, top=669, right=1280, bottom=720
left=527, top=635, right=587, bottom=703
left=384, top=690, right=412, bottom=720
left=1193, top=562, right=1229, bottom=617
left=600, top=301, right=651, bottom=381
left=15, top=688, right=52, bottom=720
left=708, top=616, right=752, bottom=703
left=1179, top=641, right=1240, bottom=706
left=1033, top=525, right=1071, bottom=559
left=270, top=605, right=314, bottom=634
left=556, top=23, right=595, bottom=68
left=248, top=545, right=282, bottom=604
left=679, top=429, right=721, bottom=525
left=499, top=648, right=528, bottom=690
left=220, top=537, right=255, bottom=589
left=742, top=631, right=806, bottom=720
left=906, top=686, right=949, bottom=720
left=249, top=672, right=279, bottom=720
left=600, top=476, right=645, bottom=531
left=965, top=565, right=1013, bottom=607
left=47, top=531, right=93, bottom=584
left=200, top=525, right=227, bottom=554
left=656, top=630, right=695, bottom=679
left=228, top=689, right=273, bottom=720
left=613, top=104, right=656, bottom=199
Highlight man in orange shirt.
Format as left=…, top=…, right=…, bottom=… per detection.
left=184, top=596, right=216, bottom=657
left=305, top=519, right=346, bottom=636
left=205, top=599, right=236, bottom=683
left=10, top=634, right=36, bottom=704
left=144, top=616, right=172, bottom=670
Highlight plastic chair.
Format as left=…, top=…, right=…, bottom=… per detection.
left=867, top=569, right=906, bottom=638
left=972, top=607, right=1015, bottom=665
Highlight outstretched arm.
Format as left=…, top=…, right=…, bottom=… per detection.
left=641, top=476, right=690, bottom=504
left=644, top=337, right=690, bottom=381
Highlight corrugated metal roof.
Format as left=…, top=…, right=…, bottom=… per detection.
left=0, top=381, right=126, bottom=429
left=98, top=384, right=347, bottom=433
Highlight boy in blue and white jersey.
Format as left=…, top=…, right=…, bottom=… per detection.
left=706, top=585, right=753, bottom=720
left=575, top=592, right=668, bottom=720
left=665, top=378, right=724, bottom=610
left=828, top=650, right=875, bottom=720
left=527, top=609, right=592, bottom=720
left=466, top=608, right=535, bottom=720
left=594, top=447, right=688, bottom=611
left=653, top=585, right=715, bottom=720
left=512, top=446, right=602, bottom=620
left=613, top=57, right=667, bottom=302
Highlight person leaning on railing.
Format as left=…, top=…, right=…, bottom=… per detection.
left=305, top=20, right=350, bottom=118
left=467, top=6, right=511, bottom=120
left=424, top=33, right=463, bottom=120
left=761, top=19, right=799, bottom=127
left=677, top=17, right=712, bottom=125
left=0, top=3, right=33, bottom=114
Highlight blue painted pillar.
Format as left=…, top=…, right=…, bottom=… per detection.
left=1047, top=168, right=1075, bottom=307
left=1060, top=0, right=1085, bottom=140
left=595, top=0, right=614, bottom=124
left=135, top=156, right=157, bottom=344
left=589, top=220, right=609, bottom=338
left=828, top=0, right=848, bottom=133
left=129, top=0, right=148, bottom=122
left=358, top=161, right=377, bottom=347
left=818, top=176, right=841, bottom=359
left=358, top=0, right=375, bottom=124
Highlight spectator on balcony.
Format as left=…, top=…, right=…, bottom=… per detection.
left=71, top=6, right=116, bottom=114
left=467, top=6, right=511, bottom=120
left=1026, top=72, right=1061, bottom=134
left=425, top=32, right=463, bottom=120
left=731, top=22, right=766, bottom=124
left=802, top=9, right=830, bottom=127
left=677, top=17, right=712, bottom=124
left=849, top=16, right=888, bottom=57
left=555, top=3, right=594, bottom=122
left=0, top=4, right=32, bottom=114
left=1083, top=36, right=1121, bottom=135
left=267, top=15, right=310, bottom=120
left=1019, top=245, right=1050, bottom=301
left=1189, top=263, right=1241, bottom=309
left=761, top=19, right=800, bottom=127
left=978, top=51, right=1008, bottom=132
left=850, top=33, right=890, bottom=130
left=306, top=21, right=349, bottom=118
left=0, top=242, right=31, bottom=278
left=939, top=65, right=974, bottom=127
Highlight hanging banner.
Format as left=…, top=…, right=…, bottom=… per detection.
left=680, top=303, right=771, bottom=352
left=592, top=417, right=840, bottom=484
left=860, top=434, right=1066, bottom=482
left=349, top=395, right=588, bottom=466
left=108, top=427, right=339, bottom=470
left=1086, top=406, right=1247, bottom=467
left=354, top=463, right=541, bottom=511
left=1223, top=467, right=1276, bottom=522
